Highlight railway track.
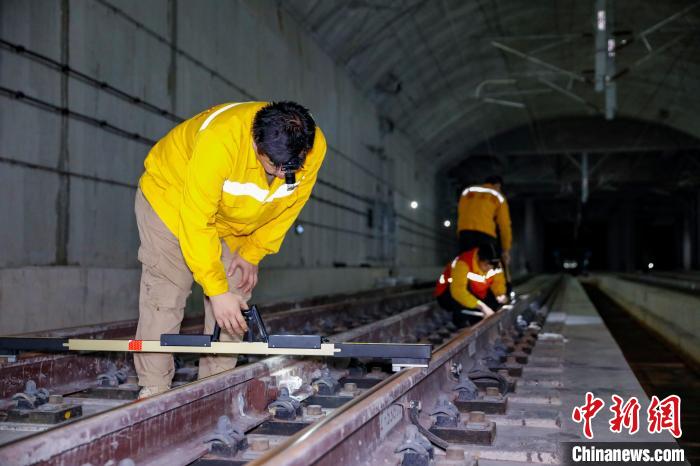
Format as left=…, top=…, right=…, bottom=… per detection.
left=0, top=286, right=431, bottom=449
left=0, top=276, right=555, bottom=465
left=0, top=285, right=431, bottom=401
left=242, top=276, right=560, bottom=466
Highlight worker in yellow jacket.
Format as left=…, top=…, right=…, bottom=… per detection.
left=457, top=175, right=512, bottom=296
left=434, top=244, right=504, bottom=328
left=134, top=101, right=326, bottom=397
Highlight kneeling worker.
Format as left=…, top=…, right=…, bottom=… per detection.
left=434, top=244, right=504, bottom=328
left=135, top=101, right=326, bottom=398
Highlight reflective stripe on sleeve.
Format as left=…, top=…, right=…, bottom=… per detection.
left=199, top=102, right=247, bottom=131
left=485, top=268, right=503, bottom=278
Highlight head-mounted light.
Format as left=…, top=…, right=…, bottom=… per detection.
left=281, top=158, right=303, bottom=189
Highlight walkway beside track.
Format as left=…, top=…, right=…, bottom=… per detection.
left=583, top=282, right=699, bottom=464
left=547, top=277, right=676, bottom=444
left=476, top=276, right=680, bottom=466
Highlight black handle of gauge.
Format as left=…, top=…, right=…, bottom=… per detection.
left=211, top=323, right=221, bottom=342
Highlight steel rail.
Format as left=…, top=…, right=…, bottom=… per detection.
left=0, top=287, right=431, bottom=400
left=0, top=300, right=441, bottom=465
left=248, top=277, right=559, bottom=466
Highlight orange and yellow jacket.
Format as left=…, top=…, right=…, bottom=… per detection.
left=433, top=248, right=505, bottom=308
left=457, top=183, right=512, bottom=251
left=139, top=102, right=326, bottom=296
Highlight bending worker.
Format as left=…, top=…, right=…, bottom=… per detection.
left=135, top=101, right=326, bottom=398
left=434, top=244, right=504, bottom=328
left=457, top=175, right=512, bottom=296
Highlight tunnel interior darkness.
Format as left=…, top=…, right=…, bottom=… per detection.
left=281, top=0, right=700, bottom=274
left=445, top=116, right=700, bottom=273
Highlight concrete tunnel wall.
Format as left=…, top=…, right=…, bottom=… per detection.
left=0, top=0, right=443, bottom=334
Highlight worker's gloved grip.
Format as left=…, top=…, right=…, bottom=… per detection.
left=211, top=323, right=221, bottom=342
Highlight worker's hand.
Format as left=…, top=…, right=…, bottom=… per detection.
left=227, top=252, right=259, bottom=294
left=501, top=250, right=511, bottom=265
left=209, top=292, right=249, bottom=335
left=496, top=294, right=508, bottom=304
left=477, top=301, right=495, bottom=317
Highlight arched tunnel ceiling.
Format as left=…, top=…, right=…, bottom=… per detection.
left=283, top=0, right=700, bottom=181
left=450, top=116, right=700, bottom=198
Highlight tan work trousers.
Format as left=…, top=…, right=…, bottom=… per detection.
left=133, top=188, right=250, bottom=388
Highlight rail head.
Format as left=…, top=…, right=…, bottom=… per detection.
left=247, top=280, right=558, bottom=466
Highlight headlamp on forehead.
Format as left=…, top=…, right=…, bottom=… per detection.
left=281, top=157, right=303, bottom=190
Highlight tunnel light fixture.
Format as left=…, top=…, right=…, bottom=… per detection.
left=443, top=220, right=451, bottom=228
left=294, top=223, right=305, bottom=235
left=597, top=10, right=606, bottom=31
left=563, top=260, right=578, bottom=270
left=410, top=201, right=418, bottom=209
left=648, top=262, right=654, bottom=270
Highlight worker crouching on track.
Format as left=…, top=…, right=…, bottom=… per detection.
left=433, top=244, right=505, bottom=328
left=458, top=175, right=512, bottom=294
left=135, top=101, right=326, bottom=398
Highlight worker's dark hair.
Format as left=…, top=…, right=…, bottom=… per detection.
left=253, top=101, right=316, bottom=167
left=485, top=175, right=503, bottom=186
left=477, top=243, right=500, bottom=264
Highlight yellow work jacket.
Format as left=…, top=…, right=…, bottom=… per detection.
left=139, top=102, right=326, bottom=296
left=457, top=183, right=512, bottom=251
left=434, top=249, right=506, bottom=308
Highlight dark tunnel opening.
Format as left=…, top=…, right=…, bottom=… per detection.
left=443, top=116, right=700, bottom=274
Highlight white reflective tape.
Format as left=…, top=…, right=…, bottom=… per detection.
left=485, top=268, right=503, bottom=278
left=267, top=182, right=299, bottom=201
left=199, top=102, right=247, bottom=131
left=223, top=180, right=298, bottom=203
left=461, top=186, right=504, bottom=203
left=467, top=272, right=486, bottom=282
left=223, top=181, right=269, bottom=202
left=438, top=274, right=445, bottom=285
